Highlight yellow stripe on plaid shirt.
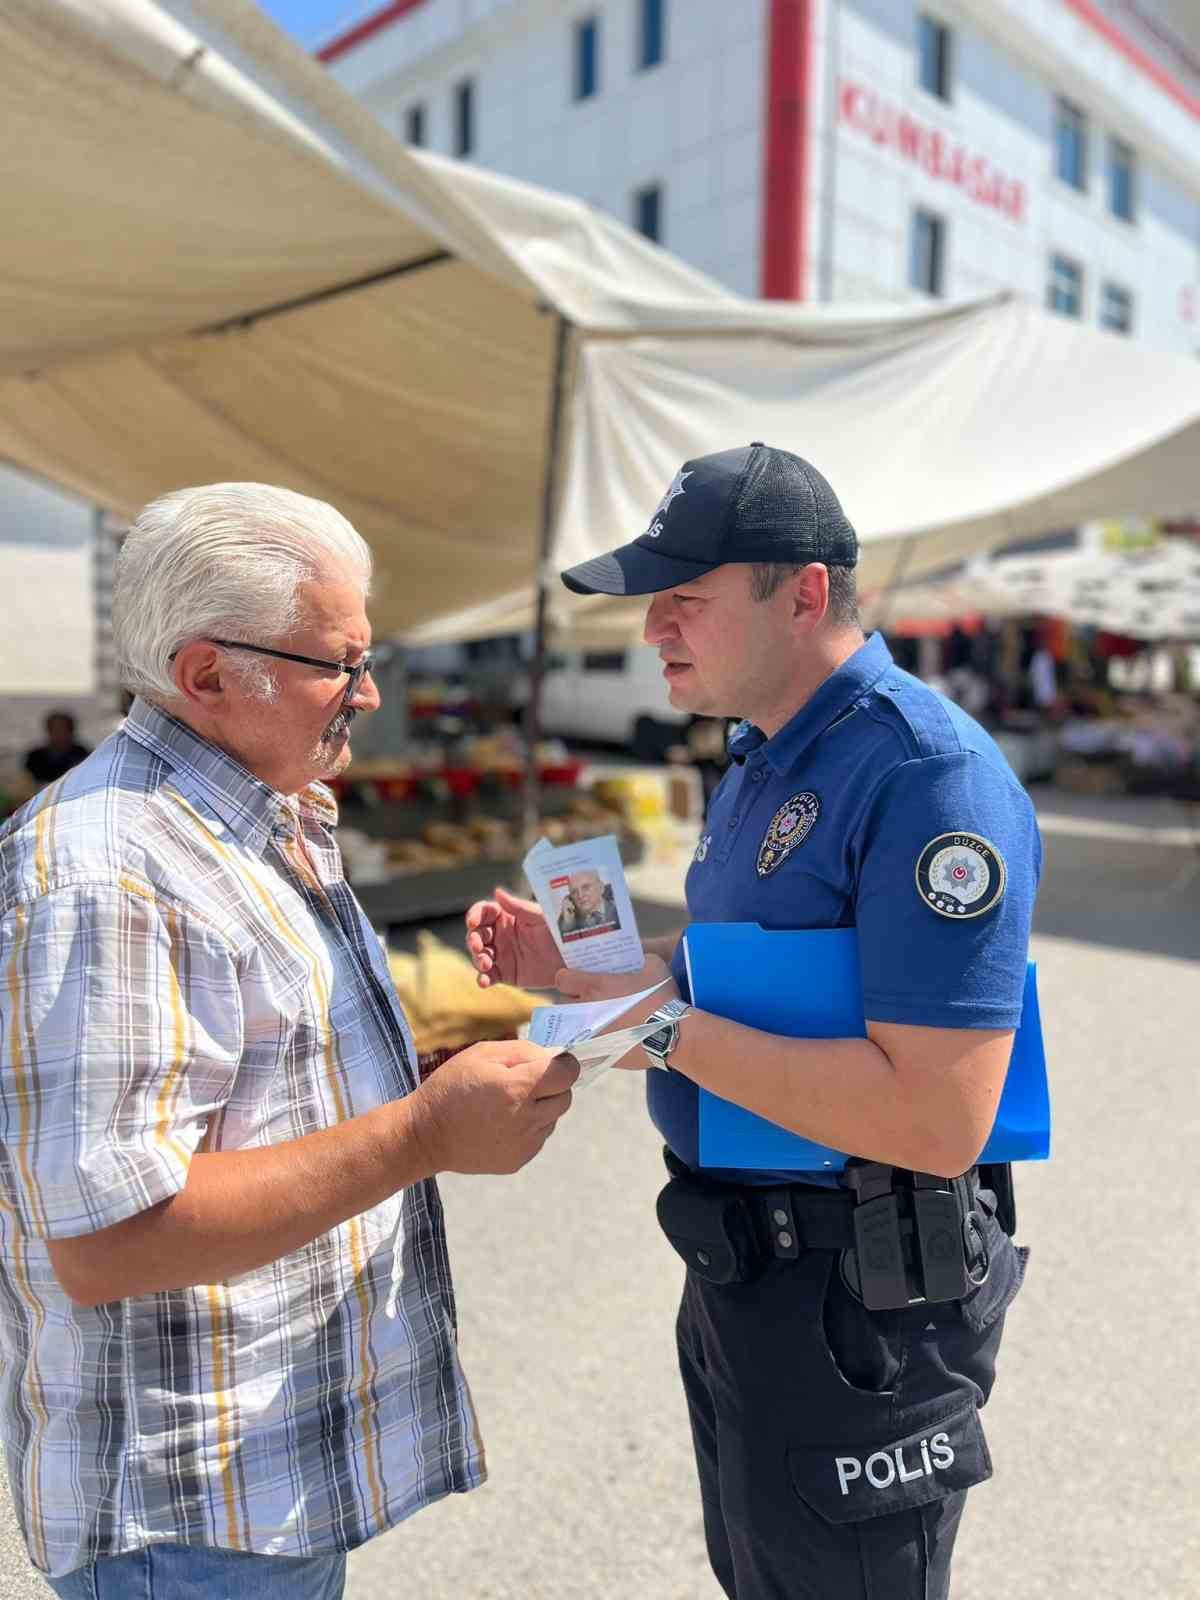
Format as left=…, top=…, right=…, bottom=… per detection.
left=0, top=700, right=484, bottom=1578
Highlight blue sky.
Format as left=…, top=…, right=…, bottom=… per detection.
left=256, top=0, right=368, bottom=49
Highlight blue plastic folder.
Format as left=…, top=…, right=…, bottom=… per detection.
left=684, top=924, right=1050, bottom=1171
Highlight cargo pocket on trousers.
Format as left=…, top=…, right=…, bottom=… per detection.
left=787, top=1401, right=992, bottom=1524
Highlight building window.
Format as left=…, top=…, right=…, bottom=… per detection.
left=639, top=0, right=665, bottom=70
left=454, top=78, right=474, bottom=157
left=405, top=104, right=425, bottom=147
left=633, top=183, right=662, bottom=242
left=1107, top=136, right=1136, bottom=222
left=1100, top=282, right=1133, bottom=334
left=574, top=16, right=599, bottom=101
left=917, top=14, right=951, bottom=101
left=1047, top=253, right=1083, bottom=317
left=1054, top=97, right=1087, bottom=190
left=909, top=209, right=945, bottom=296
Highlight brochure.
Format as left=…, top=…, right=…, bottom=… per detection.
left=527, top=980, right=669, bottom=1086
left=523, top=833, right=643, bottom=974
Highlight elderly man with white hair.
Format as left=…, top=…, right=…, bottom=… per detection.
left=0, top=483, right=577, bottom=1599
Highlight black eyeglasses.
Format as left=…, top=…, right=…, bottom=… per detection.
left=174, top=638, right=375, bottom=704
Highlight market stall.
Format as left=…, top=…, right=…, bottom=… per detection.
left=876, top=533, right=1200, bottom=797
left=329, top=741, right=644, bottom=934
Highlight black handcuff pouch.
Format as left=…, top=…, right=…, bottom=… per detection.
left=656, top=1171, right=763, bottom=1285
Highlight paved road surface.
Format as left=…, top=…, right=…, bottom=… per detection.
left=2, top=789, right=1196, bottom=1598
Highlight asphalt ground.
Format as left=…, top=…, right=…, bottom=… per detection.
left=2, top=785, right=1197, bottom=1598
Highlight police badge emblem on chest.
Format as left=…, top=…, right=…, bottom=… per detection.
left=916, top=832, right=1006, bottom=918
left=756, top=793, right=820, bottom=877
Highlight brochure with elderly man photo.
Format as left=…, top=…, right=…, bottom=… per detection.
left=523, top=834, right=644, bottom=974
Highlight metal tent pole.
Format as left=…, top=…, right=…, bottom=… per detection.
left=521, top=313, right=573, bottom=847
left=867, top=535, right=919, bottom=634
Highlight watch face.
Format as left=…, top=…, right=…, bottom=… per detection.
left=644, top=1025, right=673, bottom=1058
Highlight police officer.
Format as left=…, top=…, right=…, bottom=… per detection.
left=466, top=443, right=1037, bottom=1600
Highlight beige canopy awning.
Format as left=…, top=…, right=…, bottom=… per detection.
left=4, top=0, right=1200, bottom=647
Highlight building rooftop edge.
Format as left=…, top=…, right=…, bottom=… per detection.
left=315, top=0, right=1199, bottom=124
left=316, top=0, right=430, bottom=64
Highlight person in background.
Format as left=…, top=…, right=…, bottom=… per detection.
left=22, top=709, right=90, bottom=785
left=0, top=482, right=576, bottom=1599
left=467, top=443, right=1038, bottom=1600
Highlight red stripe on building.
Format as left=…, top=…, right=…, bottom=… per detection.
left=762, top=0, right=815, bottom=300
left=1061, top=0, right=1199, bottom=119
left=316, top=0, right=431, bottom=64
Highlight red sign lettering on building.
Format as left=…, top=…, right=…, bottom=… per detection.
left=840, top=80, right=1027, bottom=224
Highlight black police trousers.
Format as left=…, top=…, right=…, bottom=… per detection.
left=675, top=1205, right=1028, bottom=1600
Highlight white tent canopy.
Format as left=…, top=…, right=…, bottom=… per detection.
left=4, top=0, right=1200, bottom=646
left=874, top=537, right=1200, bottom=642
left=980, top=538, right=1200, bottom=640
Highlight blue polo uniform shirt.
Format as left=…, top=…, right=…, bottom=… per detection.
left=648, top=632, right=1041, bottom=1182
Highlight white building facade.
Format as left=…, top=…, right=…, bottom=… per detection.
left=320, top=0, right=1200, bottom=355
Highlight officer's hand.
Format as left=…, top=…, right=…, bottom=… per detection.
left=465, top=887, right=561, bottom=990
left=410, top=1040, right=578, bottom=1175
left=555, top=954, right=673, bottom=1004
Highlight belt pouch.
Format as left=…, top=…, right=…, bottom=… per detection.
left=656, top=1173, right=762, bottom=1284
left=911, top=1174, right=971, bottom=1302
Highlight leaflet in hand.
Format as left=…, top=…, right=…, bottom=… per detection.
left=527, top=980, right=669, bottom=1086
left=523, top=833, right=643, bottom=974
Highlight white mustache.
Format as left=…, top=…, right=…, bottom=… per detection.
left=323, top=708, right=357, bottom=740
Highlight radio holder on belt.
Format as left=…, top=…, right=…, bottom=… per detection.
left=843, top=1162, right=991, bottom=1311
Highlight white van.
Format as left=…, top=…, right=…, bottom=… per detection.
left=538, top=645, right=689, bottom=759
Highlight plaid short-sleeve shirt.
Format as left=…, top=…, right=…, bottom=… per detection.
left=0, top=701, right=484, bottom=1578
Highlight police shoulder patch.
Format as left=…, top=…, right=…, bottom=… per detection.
left=757, top=792, right=820, bottom=878
left=916, top=832, right=1006, bottom=919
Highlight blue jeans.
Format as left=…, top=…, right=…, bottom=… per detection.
left=43, top=1542, right=346, bottom=1599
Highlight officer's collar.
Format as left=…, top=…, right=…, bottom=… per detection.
left=732, top=633, right=894, bottom=774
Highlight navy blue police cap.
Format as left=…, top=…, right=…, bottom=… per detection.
left=560, top=442, right=858, bottom=596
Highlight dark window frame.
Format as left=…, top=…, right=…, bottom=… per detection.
left=1099, top=280, right=1134, bottom=334
left=1106, top=135, right=1136, bottom=222
left=633, top=182, right=662, bottom=242
left=638, top=0, right=665, bottom=71
left=1054, top=97, right=1088, bottom=191
left=909, top=207, right=945, bottom=296
left=405, top=103, right=426, bottom=147
left=916, top=13, right=952, bottom=101
left=1047, top=252, right=1084, bottom=318
left=454, top=77, right=475, bottom=157
left=574, top=14, right=600, bottom=101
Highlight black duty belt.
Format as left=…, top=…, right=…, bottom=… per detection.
left=659, top=1148, right=1000, bottom=1310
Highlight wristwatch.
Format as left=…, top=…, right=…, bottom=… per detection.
left=642, top=999, right=693, bottom=1067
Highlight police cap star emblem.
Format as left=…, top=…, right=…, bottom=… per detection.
left=644, top=468, right=691, bottom=536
